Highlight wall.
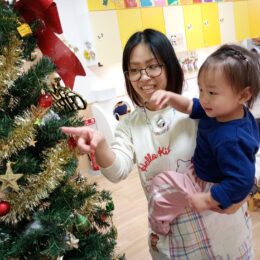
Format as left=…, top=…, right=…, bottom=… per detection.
left=54, top=1, right=260, bottom=175
left=54, top=0, right=127, bottom=104
left=54, top=0, right=205, bottom=104
left=55, top=1, right=260, bottom=117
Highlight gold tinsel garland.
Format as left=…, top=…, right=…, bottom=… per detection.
left=0, top=106, right=48, bottom=159
left=68, top=177, right=117, bottom=236
left=1, top=140, right=76, bottom=225
left=69, top=178, right=100, bottom=216
left=0, top=35, right=23, bottom=105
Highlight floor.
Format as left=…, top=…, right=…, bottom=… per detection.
left=87, top=168, right=260, bottom=260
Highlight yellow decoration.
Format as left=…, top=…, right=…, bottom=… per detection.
left=17, top=23, right=32, bottom=37
left=0, top=106, right=50, bottom=160
left=29, top=139, right=37, bottom=147
left=0, top=191, right=6, bottom=200
left=33, top=114, right=46, bottom=126
left=0, top=35, right=23, bottom=108
left=0, top=161, right=23, bottom=192
left=2, top=141, right=76, bottom=225
left=84, top=50, right=90, bottom=60
left=2, top=144, right=9, bottom=150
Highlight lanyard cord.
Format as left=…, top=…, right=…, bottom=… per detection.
left=142, top=107, right=176, bottom=136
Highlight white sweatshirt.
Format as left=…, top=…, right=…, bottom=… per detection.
left=100, top=106, right=254, bottom=260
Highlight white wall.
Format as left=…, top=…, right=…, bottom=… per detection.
left=55, top=0, right=127, bottom=103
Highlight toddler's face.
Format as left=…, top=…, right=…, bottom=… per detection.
left=198, top=69, right=247, bottom=122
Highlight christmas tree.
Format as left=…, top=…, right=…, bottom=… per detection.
left=0, top=1, right=124, bottom=259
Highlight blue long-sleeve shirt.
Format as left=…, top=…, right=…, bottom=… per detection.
left=190, top=98, right=259, bottom=209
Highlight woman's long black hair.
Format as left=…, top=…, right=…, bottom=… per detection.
left=122, top=29, right=184, bottom=107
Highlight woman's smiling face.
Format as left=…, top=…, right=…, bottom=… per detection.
left=128, top=43, right=167, bottom=110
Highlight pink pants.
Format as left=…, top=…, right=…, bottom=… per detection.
left=148, top=164, right=206, bottom=235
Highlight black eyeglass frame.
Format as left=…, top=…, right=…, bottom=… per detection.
left=124, top=64, right=164, bottom=82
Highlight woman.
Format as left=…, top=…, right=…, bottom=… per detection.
left=62, top=29, right=254, bottom=259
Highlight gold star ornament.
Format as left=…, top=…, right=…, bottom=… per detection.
left=66, top=232, right=79, bottom=249
left=0, top=161, right=24, bottom=192
left=29, top=139, right=37, bottom=147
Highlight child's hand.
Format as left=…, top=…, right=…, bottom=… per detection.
left=187, top=192, right=219, bottom=212
left=149, top=90, right=174, bottom=110
left=149, top=90, right=192, bottom=115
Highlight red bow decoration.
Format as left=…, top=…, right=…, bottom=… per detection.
left=14, top=0, right=86, bottom=89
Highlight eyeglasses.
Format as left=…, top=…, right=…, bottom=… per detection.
left=124, top=64, right=164, bottom=82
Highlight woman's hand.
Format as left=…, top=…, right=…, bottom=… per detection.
left=61, top=126, right=105, bottom=153
left=61, top=126, right=115, bottom=168
left=187, top=192, right=219, bottom=212
left=187, top=192, right=248, bottom=214
left=210, top=196, right=249, bottom=214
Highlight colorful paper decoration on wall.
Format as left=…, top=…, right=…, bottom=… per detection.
left=84, top=41, right=95, bottom=62
left=98, top=0, right=229, bottom=9
left=124, top=0, right=138, bottom=7
left=139, top=0, right=166, bottom=6
left=102, top=0, right=109, bottom=6
left=140, top=0, right=153, bottom=6
left=168, top=0, right=178, bottom=5
left=178, top=51, right=198, bottom=75
left=169, top=33, right=185, bottom=48
left=154, top=0, right=166, bottom=6
left=179, top=0, right=192, bottom=4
